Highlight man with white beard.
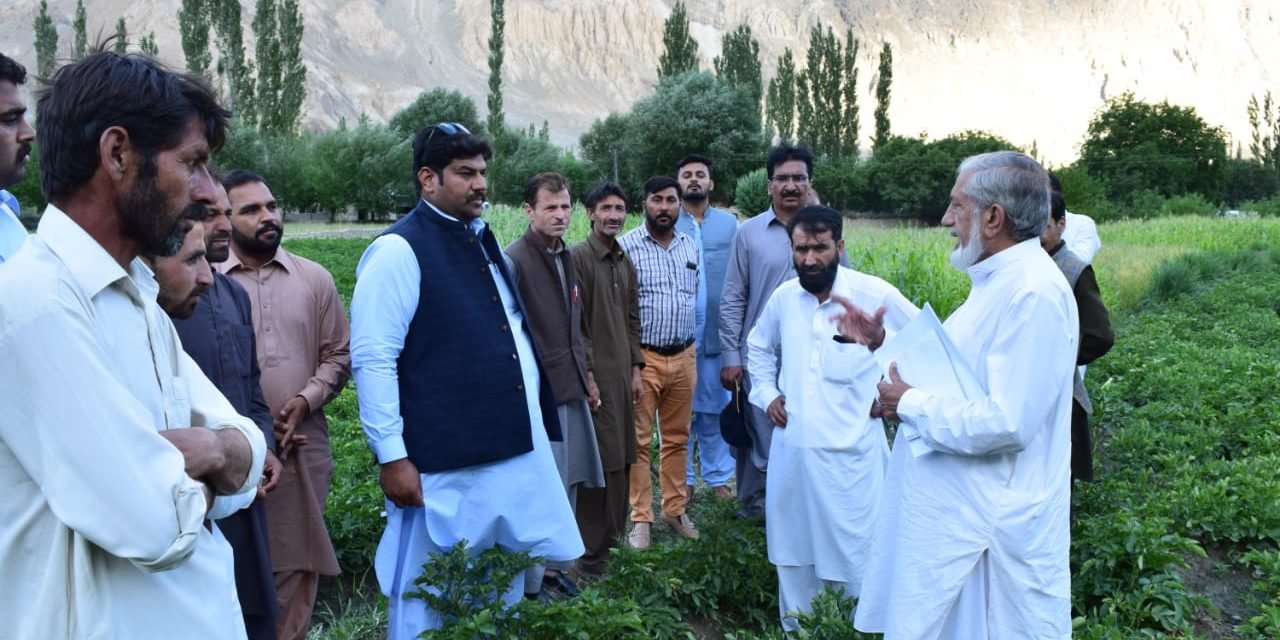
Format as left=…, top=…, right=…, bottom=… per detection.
left=837, top=151, right=1078, bottom=639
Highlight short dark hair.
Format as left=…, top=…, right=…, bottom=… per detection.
left=412, top=123, right=492, bottom=191
left=786, top=205, right=843, bottom=241
left=1048, top=173, right=1063, bottom=195
left=221, top=169, right=268, bottom=193
left=523, top=172, right=570, bottom=207
left=37, top=52, right=229, bottom=200
left=675, top=154, right=713, bottom=176
left=0, top=53, right=26, bottom=86
left=643, top=175, right=682, bottom=200
left=584, top=181, right=627, bottom=211
left=765, top=143, right=814, bottom=179
left=1050, top=192, right=1066, bottom=222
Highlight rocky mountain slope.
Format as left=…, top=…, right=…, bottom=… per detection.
left=1, top=0, right=1276, bottom=164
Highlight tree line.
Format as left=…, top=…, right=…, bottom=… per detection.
left=12, top=0, right=1280, bottom=222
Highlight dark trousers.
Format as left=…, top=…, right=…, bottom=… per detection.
left=733, top=372, right=772, bottom=515
left=575, top=468, right=630, bottom=575
left=1071, top=400, right=1093, bottom=482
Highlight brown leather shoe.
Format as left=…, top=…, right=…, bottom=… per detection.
left=712, top=484, right=735, bottom=500
left=627, top=522, right=651, bottom=550
left=661, top=513, right=701, bottom=540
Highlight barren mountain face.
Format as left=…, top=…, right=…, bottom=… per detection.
left=2, top=0, right=1276, bottom=164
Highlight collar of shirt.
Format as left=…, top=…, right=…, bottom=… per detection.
left=521, top=224, right=564, bottom=256
left=421, top=198, right=487, bottom=236
left=586, top=231, right=625, bottom=262
left=967, top=237, right=1043, bottom=284
left=760, top=207, right=787, bottom=229
left=0, top=189, right=17, bottom=214
left=631, top=221, right=691, bottom=250
left=222, top=244, right=296, bottom=275
left=37, top=204, right=154, bottom=303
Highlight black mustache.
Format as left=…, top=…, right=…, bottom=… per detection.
left=257, top=223, right=282, bottom=236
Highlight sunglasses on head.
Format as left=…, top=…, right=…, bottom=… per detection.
left=425, top=122, right=471, bottom=146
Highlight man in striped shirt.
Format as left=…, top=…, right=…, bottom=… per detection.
left=618, top=176, right=701, bottom=548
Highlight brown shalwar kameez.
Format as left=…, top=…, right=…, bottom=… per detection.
left=570, top=232, right=644, bottom=575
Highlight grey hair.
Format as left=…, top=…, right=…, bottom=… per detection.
left=957, top=151, right=1050, bottom=243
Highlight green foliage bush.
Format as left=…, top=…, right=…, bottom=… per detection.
left=734, top=168, right=771, bottom=217
left=580, top=71, right=763, bottom=203
left=1241, top=195, right=1280, bottom=217
left=1079, top=93, right=1227, bottom=206
left=388, top=89, right=485, bottom=138
left=1224, top=158, right=1280, bottom=207
left=1051, top=164, right=1113, bottom=221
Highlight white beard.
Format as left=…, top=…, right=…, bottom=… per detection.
left=949, top=219, right=985, bottom=271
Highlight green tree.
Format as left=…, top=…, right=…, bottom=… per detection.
left=657, top=1, right=698, bottom=80
left=276, top=0, right=306, bottom=134
left=765, top=48, right=796, bottom=142
left=73, top=0, right=88, bottom=60
left=1247, top=91, right=1279, bottom=175
left=389, top=89, right=484, bottom=138
left=844, top=131, right=1014, bottom=221
left=34, top=0, right=58, bottom=77
left=1079, top=93, right=1228, bottom=204
left=793, top=27, right=861, bottom=159
left=180, top=0, right=213, bottom=74
left=211, top=0, right=257, bottom=126
left=714, top=25, right=762, bottom=127
left=622, top=71, right=762, bottom=203
left=140, top=32, right=159, bottom=56
left=487, top=128, right=564, bottom=206
left=486, top=0, right=505, bottom=136
left=873, top=42, right=893, bottom=150
left=114, top=17, right=128, bottom=54
left=579, top=113, right=631, bottom=184
left=1223, top=158, right=1280, bottom=207
left=839, top=30, right=860, bottom=158
left=253, top=0, right=282, bottom=129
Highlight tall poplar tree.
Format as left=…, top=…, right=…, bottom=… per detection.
left=714, top=24, right=762, bottom=126
left=840, top=30, right=860, bottom=158
left=114, top=17, right=129, bottom=54
left=73, top=0, right=88, bottom=60
left=180, top=0, right=213, bottom=74
left=34, top=0, right=58, bottom=77
left=276, top=0, right=306, bottom=134
left=212, top=0, right=257, bottom=126
left=657, top=2, right=698, bottom=80
left=487, top=0, right=505, bottom=136
left=140, top=32, right=159, bottom=56
left=253, top=0, right=283, bottom=132
left=766, top=48, right=797, bottom=142
left=873, top=42, right=893, bottom=150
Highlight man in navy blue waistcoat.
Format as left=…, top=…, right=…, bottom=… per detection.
left=349, top=123, right=583, bottom=638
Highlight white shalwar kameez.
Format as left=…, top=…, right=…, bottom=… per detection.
left=853, top=239, right=1079, bottom=640
left=747, top=266, right=917, bottom=629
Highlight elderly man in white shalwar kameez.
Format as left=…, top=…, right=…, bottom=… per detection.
left=747, top=205, right=918, bottom=631
left=838, top=151, right=1078, bottom=640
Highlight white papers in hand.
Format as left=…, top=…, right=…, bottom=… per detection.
left=874, top=303, right=984, bottom=457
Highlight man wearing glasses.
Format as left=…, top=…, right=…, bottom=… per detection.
left=350, top=123, right=582, bottom=638
left=719, top=144, right=847, bottom=520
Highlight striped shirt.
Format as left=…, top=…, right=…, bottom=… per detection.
left=619, top=223, right=699, bottom=348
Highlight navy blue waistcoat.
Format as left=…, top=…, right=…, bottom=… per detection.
left=383, top=201, right=561, bottom=473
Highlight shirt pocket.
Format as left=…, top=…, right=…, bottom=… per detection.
left=163, top=379, right=193, bottom=429
left=819, top=339, right=875, bottom=385
left=226, top=324, right=258, bottom=378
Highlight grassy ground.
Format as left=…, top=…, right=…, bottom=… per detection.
left=284, top=213, right=1280, bottom=639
